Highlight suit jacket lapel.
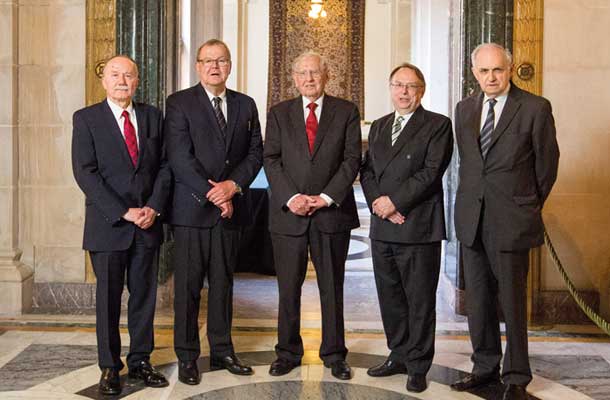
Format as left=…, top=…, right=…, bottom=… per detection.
left=134, top=103, right=147, bottom=171
left=101, top=101, right=134, bottom=170
left=487, top=86, right=521, bottom=155
left=370, top=114, right=394, bottom=177
left=194, top=84, right=226, bottom=149
left=289, top=98, right=310, bottom=158
left=311, top=95, right=335, bottom=159
left=463, top=93, right=484, bottom=162
left=224, top=89, right=239, bottom=152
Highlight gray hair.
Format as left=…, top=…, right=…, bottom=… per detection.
left=471, top=43, right=513, bottom=68
left=103, top=55, right=139, bottom=77
left=291, top=50, right=329, bottom=74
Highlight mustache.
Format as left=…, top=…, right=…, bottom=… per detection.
left=113, top=85, right=130, bottom=90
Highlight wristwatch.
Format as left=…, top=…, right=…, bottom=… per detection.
left=234, top=181, right=243, bottom=195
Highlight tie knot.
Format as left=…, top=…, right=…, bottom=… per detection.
left=396, top=115, right=404, bottom=124
left=121, top=110, right=130, bottom=120
left=213, top=97, right=222, bottom=106
left=488, top=98, right=497, bottom=108
left=307, top=102, right=317, bottom=111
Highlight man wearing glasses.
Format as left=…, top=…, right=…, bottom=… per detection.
left=360, top=63, right=453, bottom=393
left=264, top=51, right=361, bottom=380
left=165, top=39, right=263, bottom=385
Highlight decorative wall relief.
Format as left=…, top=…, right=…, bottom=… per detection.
left=268, top=0, right=365, bottom=112
left=86, top=0, right=116, bottom=106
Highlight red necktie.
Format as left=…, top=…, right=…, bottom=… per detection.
left=306, top=102, right=318, bottom=154
left=122, top=110, right=138, bottom=166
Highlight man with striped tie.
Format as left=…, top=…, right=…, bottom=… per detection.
left=360, top=63, right=453, bottom=393
left=165, top=39, right=263, bottom=384
left=451, top=43, right=559, bottom=400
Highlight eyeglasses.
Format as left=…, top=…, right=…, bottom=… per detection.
left=197, top=58, right=231, bottom=67
left=390, top=82, right=423, bottom=91
left=294, top=70, right=323, bottom=78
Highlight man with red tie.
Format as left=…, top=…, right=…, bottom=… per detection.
left=72, top=55, right=171, bottom=395
left=264, top=51, right=362, bottom=380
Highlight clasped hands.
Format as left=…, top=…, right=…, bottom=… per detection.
left=123, top=206, right=157, bottom=229
left=206, top=179, right=238, bottom=218
left=372, top=196, right=405, bottom=225
left=288, top=194, right=329, bottom=216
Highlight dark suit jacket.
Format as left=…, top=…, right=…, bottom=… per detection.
left=164, top=84, right=263, bottom=228
left=264, top=95, right=361, bottom=235
left=454, top=83, right=560, bottom=250
left=72, top=100, right=171, bottom=251
left=360, top=106, right=453, bottom=244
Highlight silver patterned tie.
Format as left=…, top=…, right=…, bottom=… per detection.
left=479, top=98, right=497, bottom=158
left=212, top=96, right=227, bottom=135
left=391, top=115, right=404, bottom=146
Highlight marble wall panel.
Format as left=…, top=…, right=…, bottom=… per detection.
left=17, top=3, right=49, bottom=66
left=543, top=0, right=610, bottom=317
left=47, top=0, right=85, bottom=67
left=17, top=65, right=57, bottom=125
left=18, top=186, right=84, bottom=247
left=0, top=126, right=17, bottom=187
left=50, top=64, right=86, bottom=124
left=0, top=188, right=16, bottom=249
left=0, top=65, right=17, bottom=125
left=18, top=126, right=74, bottom=186
left=34, top=245, right=84, bottom=283
left=0, top=3, right=16, bottom=65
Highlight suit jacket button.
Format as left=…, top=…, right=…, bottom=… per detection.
left=225, top=160, right=230, bottom=165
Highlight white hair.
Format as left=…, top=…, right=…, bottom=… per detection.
left=471, top=43, right=513, bottom=68
left=291, top=50, right=329, bottom=74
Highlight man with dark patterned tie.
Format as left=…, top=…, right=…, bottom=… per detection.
left=451, top=43, right=559, bottom=400
left=164, top=39, right=263, bottom=385
left=72, top=55, right=171, bottom=395
left=264, top=51, right=361, bottom=380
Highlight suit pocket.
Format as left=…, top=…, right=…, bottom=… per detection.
left=513, top=194, right=539, bottom=205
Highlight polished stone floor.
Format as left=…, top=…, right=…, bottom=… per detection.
left=1, top=189, right=609, bottom=399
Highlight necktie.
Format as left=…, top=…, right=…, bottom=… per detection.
left=212, top=97, right=227, bottom=135
left=479, top=98, right=497, bottom=158
left=306, top=102, right=318, bottom=154
left=391, top=115, right=404, bottom=146
left=121, top=110, right=138, bottom=166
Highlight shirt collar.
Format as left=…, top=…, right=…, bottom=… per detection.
left=106, top=98, right=134, bottom=119
left=394, top=110, right=414, bottom=121
left=203, top=86, right=227, bottom=103
left=302, top=94, right=324, bottom=110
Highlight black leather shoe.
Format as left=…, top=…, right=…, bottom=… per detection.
left=128, top=360, right=169, bottom=388
left=324, top=360, right=352, bottom=380
left=502, top=384, right=528, bottom=400
left=178, top=360, right=200, bottom=385
left=269, top=358, right=301, bottom=376
left=407, top=374, right=427, bottom=393
left=99, top=368, right=121, bottom=395
left=367, top=358, right=408, bottom=377
left=450, top=372, right=501, bottom=391
left=210, top=354, right=254, bottom=376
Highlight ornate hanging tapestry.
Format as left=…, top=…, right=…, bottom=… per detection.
left=267, top=0, right=365, bottom=113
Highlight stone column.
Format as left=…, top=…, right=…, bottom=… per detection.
left=0, top=0, right=33, bottom=315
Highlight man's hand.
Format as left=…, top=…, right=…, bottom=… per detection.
left=372, top=196, right=398, bottom=219
left=206, top=179, right=237, bottom=206
left=306, top=195, right=329, bottom=216
left=219, top=200, right=234, bottom=218
left=287, top=194, right=314, bottom=216
left=123, top=208, right=143, bottom=223
left=387, top=211, right=405, bottom=225
left=135, top=206, right=157, bottom=230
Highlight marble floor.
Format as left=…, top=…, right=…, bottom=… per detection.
left=1, top=189, right=609, bottom=399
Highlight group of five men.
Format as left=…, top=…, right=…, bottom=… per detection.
left=72, top=40, right=558, bottom=400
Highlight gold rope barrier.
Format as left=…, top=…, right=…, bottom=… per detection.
left=544, top=230, right=610, bottom=336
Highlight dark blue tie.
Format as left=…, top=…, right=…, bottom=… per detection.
left=479, top=98, right=497, bottom=158
left=212, top=97, right=227, bottom=135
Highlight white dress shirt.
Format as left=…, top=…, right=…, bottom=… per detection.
left=393, top=110, right=414, bottom=132
left=204, top=86, right=228, bottom=119
left=479, top=84, right=510, bottom=131
left=107, top=98, right=139, bottom=148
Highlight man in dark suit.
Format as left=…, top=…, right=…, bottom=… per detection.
left=264, top=51, right=361, bottom=380
left=360, top=63, right=453, bottom=393
left=72, top=55, right=171, bottom=395
left=165, top=39, right=263, bottom=384
left=451, top=43, right=559, bottom=400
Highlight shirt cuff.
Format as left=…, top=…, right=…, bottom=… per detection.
left=320, top=193, right=335, bottom=206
